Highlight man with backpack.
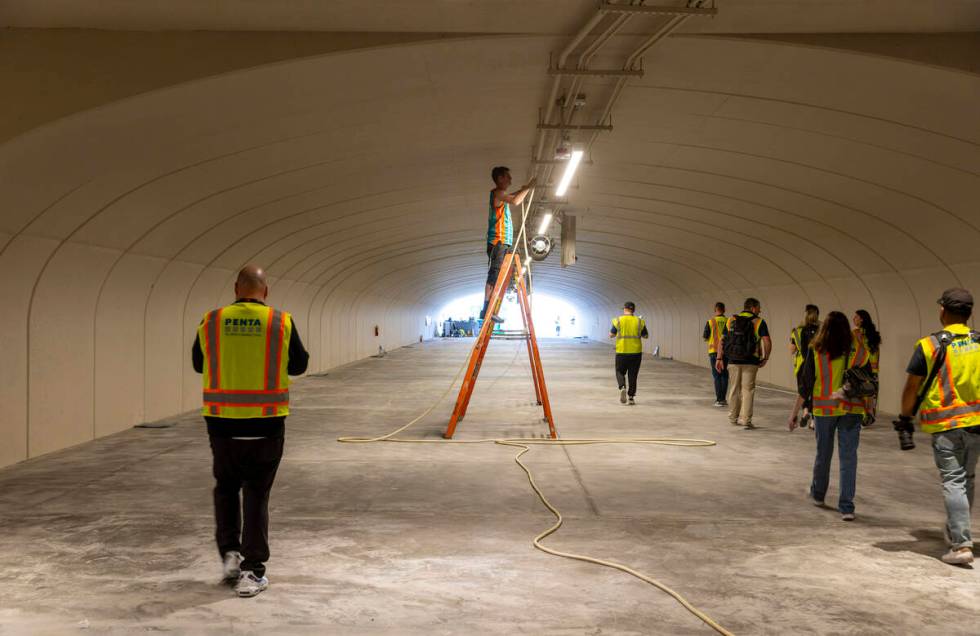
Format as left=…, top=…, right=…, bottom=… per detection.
left=716, top=298, right=772, bottom=429
left=894, top=288, right=979, bottom=565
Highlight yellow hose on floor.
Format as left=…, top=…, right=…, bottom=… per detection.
left=336, top=346, right=734, bottom=636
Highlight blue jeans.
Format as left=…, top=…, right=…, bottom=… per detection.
left=932, top=427, right=980, bottom=549
left=811, top=414, right=862, bottom=514
left=709, top=353, right=728, bottom=402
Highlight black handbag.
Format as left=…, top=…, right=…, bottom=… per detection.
left=842, top=365, right=878, bottom=399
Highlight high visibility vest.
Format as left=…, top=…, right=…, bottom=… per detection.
left=612, top=315, right=646, bottom=354
left=853, top=328, right=880, bottom=375
left=916, top=324, right=980, bottom=434
left=791, top=327, right=805, bottom=374
left=706, top=315, right=726, bottom=354
left=198, top=301, right=292, bottom=418
left=811, top=340, right=871, bottom=417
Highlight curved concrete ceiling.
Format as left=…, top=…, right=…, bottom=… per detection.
left=4, top=0, right=980, bottom=33
left=1, top=32, right=978, bottom=467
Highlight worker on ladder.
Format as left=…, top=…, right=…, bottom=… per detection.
left=481, top=166, right=535, bottom=324
left=610, top=301, right=649, bottom=405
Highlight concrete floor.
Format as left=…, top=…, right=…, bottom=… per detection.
left=0, top=338, right=977, bottom=635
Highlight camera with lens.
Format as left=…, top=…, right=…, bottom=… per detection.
left=892, top=415, right=915, bottom=451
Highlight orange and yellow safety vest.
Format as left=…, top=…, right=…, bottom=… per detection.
left=198, top=301, right=292, bottom=418
left=811, top=340, right=871, bottom=417
left=706, top=315, right=726, bottom=354
left=916, top=324, right=980, bottom=434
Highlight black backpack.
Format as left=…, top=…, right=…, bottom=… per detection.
left=724, top=314, right=758, bottom=361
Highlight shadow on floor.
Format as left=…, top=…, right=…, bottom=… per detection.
left=129, top=579, right=238, bottom=618
left=873, top=528, right=953, bottom=562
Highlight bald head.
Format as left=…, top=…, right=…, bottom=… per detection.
left=235, top=264, right=268, bottom=301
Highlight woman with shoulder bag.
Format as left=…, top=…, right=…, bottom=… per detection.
left=788, top=311, right=873, bottom=521
left=853, top=310, right=882, bottom=426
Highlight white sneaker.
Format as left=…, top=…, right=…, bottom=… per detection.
left=222, top=551, right=242, bottom=581
left=807, top=493, right=824, bottom=507
left=628, top=397, right=636, bottom=406
left=619, top=388, right=628, bottom=404
left=941, top=547, right=974, bottom=565
left=235, top=571, right=269, bottom=597
left=841, top=512, right=856, bottom=521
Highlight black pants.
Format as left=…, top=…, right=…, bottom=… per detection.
left=615, top=353, right=643, bottom=397
left=209, top=435, right=284, bottom=578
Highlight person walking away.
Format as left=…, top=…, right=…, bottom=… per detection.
left=790, top=305, right=820, bottom=429
left=789, top=311, right=870, bottom=521
left=610, top=301, right=649, bottom=405
left=192, top=265, right=309, bottom=597
left=853, top=309, right=882, bottom=426
left=716, top=298, right=772, bottom=429
left=703, top=302, right=728, bottom=407
left=481, top=166, right=535, bottom=324
left=893, top=288, right=980, bottom=565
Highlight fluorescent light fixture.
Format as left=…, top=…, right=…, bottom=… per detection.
left=538, top=213, right=553, bottom=235
left=554, top=149, right=584, bottom=197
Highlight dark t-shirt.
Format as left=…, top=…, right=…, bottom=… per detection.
left=906, top=344, right=928, bottom=377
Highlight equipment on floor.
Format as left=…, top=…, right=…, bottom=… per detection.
left=444, top=250, right=557, bottom=439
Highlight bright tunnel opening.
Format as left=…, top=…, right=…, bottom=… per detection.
left=436, top=291, right=586, bottom=338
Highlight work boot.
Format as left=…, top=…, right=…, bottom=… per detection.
left=619, top=388, right=628, bottom=404
left=235, top=571, right=269, bottom=597
left=222, top=551, right=242, bottom=581
left=940, top=547, right=974, bottom=565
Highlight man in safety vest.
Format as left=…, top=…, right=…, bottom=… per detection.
left=703, top=301, right=728, bottom=407
left=192, top=265, right=309, bottom=596
left=716, top=298, right=772, bottom=430
left=610, top=301, right=649, bottom=405
left=895, top=287, right=979, bottom=566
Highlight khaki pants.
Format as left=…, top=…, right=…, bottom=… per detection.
left=727, top=364, right=759, bottom=425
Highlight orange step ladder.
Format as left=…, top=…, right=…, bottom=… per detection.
left=444, top=251, right=557, bottom=439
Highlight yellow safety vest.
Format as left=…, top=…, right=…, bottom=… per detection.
left=811, top=340, right=870, bottom=417
left=791, top=326, right=813, bottom=375
left=706, top=315, right=726, bottom=354
left=612, top=315, right=646, bottom=354
left=853, top=328, right=880, bottom=375
left=916, top=324, right=980, bottom=434
left=198, top=301, right=292, bottom=418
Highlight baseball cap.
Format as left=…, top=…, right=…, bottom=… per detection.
left=937, top=287, right=973, bottom=313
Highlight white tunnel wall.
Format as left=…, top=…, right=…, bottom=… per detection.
left=1, top=34, right=978, bottom=468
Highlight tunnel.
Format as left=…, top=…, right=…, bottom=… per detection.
left=1, top=2, right=978, bottom=633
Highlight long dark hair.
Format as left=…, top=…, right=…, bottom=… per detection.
left=812, top=311, right=852, bottom=360
left=855, top=309, right=881, bottom=353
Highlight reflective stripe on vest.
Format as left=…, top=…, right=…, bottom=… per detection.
left=199, top=304, right=291, bottom=419
left=812, top=340, right=869, bottom=416
left=917, top=325, right=980, bottom=433
left=203, top=389, right=290, bottom=405
left=613, top=315, right=645, bottom=354
left=707, top=316, right=725, bottom=354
